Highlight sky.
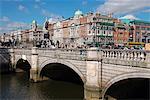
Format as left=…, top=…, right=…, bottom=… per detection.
left=0, top=0, right=150, bottom=34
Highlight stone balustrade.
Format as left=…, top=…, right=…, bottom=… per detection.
left=100, top=49, right=148, bottom=68
left=12, top=48, right=150, bottom=68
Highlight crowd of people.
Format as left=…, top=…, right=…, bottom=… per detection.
left=36, top=39, right=88, bottom=49
left=0, top=39, right=145, bottom=50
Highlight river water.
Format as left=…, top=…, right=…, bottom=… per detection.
left=0, top=72, right=84, bottom=100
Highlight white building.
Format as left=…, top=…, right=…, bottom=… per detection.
left=53, top=21, right=63, bottom=44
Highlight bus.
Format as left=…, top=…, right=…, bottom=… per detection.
left=126, top=42, right=145, bottom=49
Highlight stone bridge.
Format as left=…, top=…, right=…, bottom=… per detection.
left=0, top=47, right=150, bottom=100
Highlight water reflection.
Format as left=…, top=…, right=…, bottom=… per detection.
left=1, top=72, right=84, bottom=100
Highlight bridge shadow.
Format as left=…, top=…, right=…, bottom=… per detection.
left=0, top=48, right=12, bottom=74
left=39, top=63, right=84, bottom=99
left=40, top=63, right=84, bottom=85
left=16, top=58, right=31, bottom=72
left=105, top=78, right=150, bottom=100
left=15, top=58, right=31, bottom=80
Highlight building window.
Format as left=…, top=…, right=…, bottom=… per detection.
left=93, top=17, right=96, bottom=21
left=136, top=32, right=139, bottom=35
left=142, top=39, right=145, bottom=42
left=98, top=30, right=99, bottom=34
left=89, top=31, right=91, bottom=34
left=104, top=31, right=105, bottom=35
left=100, top=26, right=102, bottom=30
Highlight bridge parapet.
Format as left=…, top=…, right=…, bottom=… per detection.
left=13, top=48, right=32, bottom=55
left=86, top=48, right=150, bottom=68
left=101, top=49, right=149, bottom=68
left=12, top=47, right=150, bottom=68
left=37, top=48, right=87, bottom=61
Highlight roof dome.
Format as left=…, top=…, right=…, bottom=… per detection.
left=48, top=18, right=54, bottom=23
left=75, top=10, right=83, bottom=16
left=32, top=20, right=36, bottom=24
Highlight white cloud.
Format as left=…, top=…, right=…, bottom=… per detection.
left=18, top=5, right=28, bottom=13
left=97, top=0, right=150, bottom=15
left=18, top=5, right=25, bottom=11
left=0, top=16, right=10, bottom=22
left=82, top=0, right=88, bottom=6
left=0, top=21, right=30, bottom=33
left=143, top=9, right=150, bottom=12
left=119, top=14, right=140, bottom=20
left=41, top=9, right=63, bottom=22
left=41, top=9, right=52, bottom=17
left=7, top=22, right=29, bottom=29
left=0, top=27, right=6, bottom=31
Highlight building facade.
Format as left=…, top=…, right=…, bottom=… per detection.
left=88, top=13, right=114, bottom=47
left=48, top=10, right=116, bottom=47
left=1, top=11, right=150, bottom=48
left=129, top=20, right=150, bottom=43
left=114, top=21, right=129, bottom=46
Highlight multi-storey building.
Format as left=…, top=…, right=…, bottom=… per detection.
left=113, top=19, right=129, bottom=46
left=0, top=34, right=5, bottom=42
left=1, top=11, right=149, bottom=48
left=62, top=19, right=69, bottom=43
left=21, top=30, right=30, bottom=44
left=29, top=20, right=44, bottom=45
left=4, top=33, right=11, bottom=42
left=10, top=30, right=22, bottom=43
left=88, top=13, right=114, bottom=47
left=53, top=21, right=63, bottom=44
left=129, top=20, right=150, bottom=43
left=48, top=10, right=115, bottom=47
left=50, top=10, right=89, bottom=46
left=48, top=21, right=54, bottom=40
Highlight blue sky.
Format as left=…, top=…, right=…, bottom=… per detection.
left=0, top=0, right=150, bottom=33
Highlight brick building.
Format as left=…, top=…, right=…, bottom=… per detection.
left=113, top=19, right=129, bottom=46
left=129, top=20, right=150, bottom=43
left=48, top=10, right=116, bottom=47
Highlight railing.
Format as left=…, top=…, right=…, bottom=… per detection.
left=12, top=48, right=150, bottom=68
left=100, top=49, right=148, bottom=67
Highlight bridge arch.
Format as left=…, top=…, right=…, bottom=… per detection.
left=15, top=58, right=31, bottom=72
left=15, top=55, right=32, bottom=68
left=39, top=58, right=86, bottom=83
left=102, top=71, right=150, bottom=99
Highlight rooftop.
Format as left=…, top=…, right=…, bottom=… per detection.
left=130, top=20, right=150, bottom=25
